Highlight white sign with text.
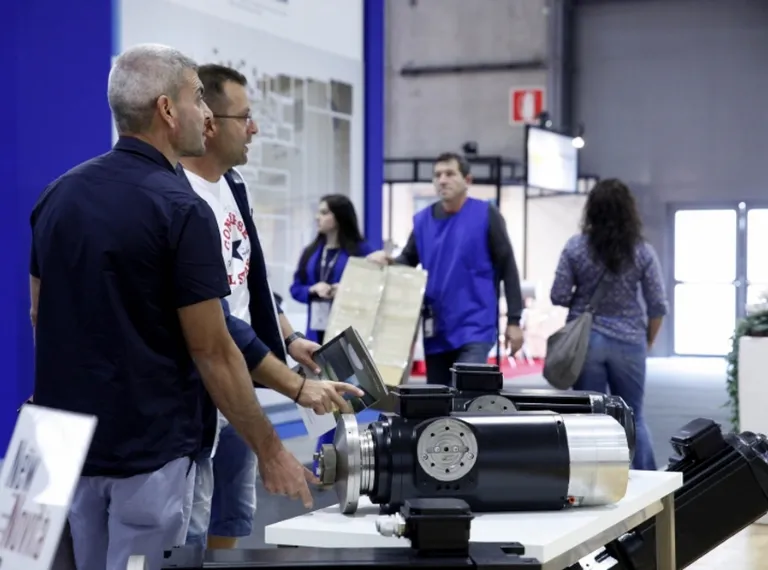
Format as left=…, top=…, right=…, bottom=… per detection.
left=0, top=405, right=96, bottom=570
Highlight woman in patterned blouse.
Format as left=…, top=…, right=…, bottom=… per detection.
left=550, top=179, right=668, bottom=471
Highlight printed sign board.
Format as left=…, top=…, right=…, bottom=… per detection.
left=0, top=405, right=96, bottom=570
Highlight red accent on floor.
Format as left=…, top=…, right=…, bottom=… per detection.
left=410, top=357, right=543, bottom=379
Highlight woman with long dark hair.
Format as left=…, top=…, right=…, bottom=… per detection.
left=290, top=194, right=373, bottom=344
left=550, top=179, right=667, bottom=471
left=291, top=194, right=372, bottom=473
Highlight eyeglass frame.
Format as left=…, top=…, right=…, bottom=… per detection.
left=212, top=113, right=255, bottom=125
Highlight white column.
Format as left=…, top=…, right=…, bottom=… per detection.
left=737, top=335, right=768, bottom=524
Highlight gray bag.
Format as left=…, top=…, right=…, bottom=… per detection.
left=543, top=273, right=610, bottom=390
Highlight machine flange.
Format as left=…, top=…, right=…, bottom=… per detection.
left=317, top=444, right=337, bottom=486
left=334, top=414, right=362, bottom=514
left=465, top=394, right=516, bottom=414
left=416, top=417, right=479, bottom=482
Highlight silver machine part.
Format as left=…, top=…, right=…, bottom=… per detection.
left=326, top=414, right=377, bottom=514
left=416, top=417, right=479, bottom=482
left=317, top=444, right=337, bottom=485
left=466, top=394, right=516, bottom=414
left=562, top=414, right=630, bottom=506
left=126, top=555, right=148, bottom=570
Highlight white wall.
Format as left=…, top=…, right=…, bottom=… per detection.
left=526, top=195, right=586, bottom=304
left=385, top=0, right=548, bottom=159
left=117, top=0, right=364, bottom=325
left=159, top=0, right=362, bottom=60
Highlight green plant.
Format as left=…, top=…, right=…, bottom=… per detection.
left=725, top=308, right=768, bottom=431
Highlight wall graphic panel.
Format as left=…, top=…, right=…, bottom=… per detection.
left=118, top=0, right=364, bottom=315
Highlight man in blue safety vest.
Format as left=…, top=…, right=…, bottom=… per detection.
left=367, top=152, right=524, bottom=386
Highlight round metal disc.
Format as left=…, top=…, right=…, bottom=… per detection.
left=466, top=394, right=516, bottom=414
left=334, top=413, right=361, bottom=514
left=416, top=417, right=478, bottom=482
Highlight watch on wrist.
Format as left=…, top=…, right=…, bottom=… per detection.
left=285, top=331, right=306, bottom=349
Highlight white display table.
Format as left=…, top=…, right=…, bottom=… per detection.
left=265, top=470, right=682, bottom=570
left=737, top=335, right=768, bottom=524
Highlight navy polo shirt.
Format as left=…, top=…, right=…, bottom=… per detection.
left=29, top=136, right=231, bottom=478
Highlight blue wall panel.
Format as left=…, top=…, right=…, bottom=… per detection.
left=2, top=0, right=384, bottom=451
left=2, top=0, right=114, bottom=451
left=0, top=0, right=22, bottom=455
left=363, top=0, right=385, bottom=249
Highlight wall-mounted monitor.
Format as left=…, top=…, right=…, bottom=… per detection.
left=525, top=126, right=578, bottom=193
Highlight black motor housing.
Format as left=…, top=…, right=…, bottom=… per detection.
left=450, top=363, right=637, bottom=460
left=366, top=385, right=630, bottom=515
left=593, top=418, right=768, bottom=570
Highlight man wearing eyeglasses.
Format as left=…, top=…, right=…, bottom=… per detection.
left=177, top=64, right=358, bottom=549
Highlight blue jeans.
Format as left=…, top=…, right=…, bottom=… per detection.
left=574, top=330, right=657, bottom=471
left=209, top=422, right=257, bottom=537
left=186, top=421, right=257, bottom=545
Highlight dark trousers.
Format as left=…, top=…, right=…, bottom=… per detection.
left=424, top=342, right=495, bottom=386
left=53, top=522, right=77, bottom=570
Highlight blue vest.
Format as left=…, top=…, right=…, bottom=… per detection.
left=413, top=198, right=497, bottom=354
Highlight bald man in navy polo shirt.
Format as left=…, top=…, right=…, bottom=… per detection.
left=28, top=44, right=318, bottom=570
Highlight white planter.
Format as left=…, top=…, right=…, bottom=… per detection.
left=737, top=335, right=768, bottom=524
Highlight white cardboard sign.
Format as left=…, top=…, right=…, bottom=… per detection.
left=0, top=405, right=96, bottom=569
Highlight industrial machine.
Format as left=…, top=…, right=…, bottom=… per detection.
left=573, top=417, right=768, bottom=569
left=128, top=416, right=768, bottom=570
left=316, top=384, right=631, bottom=514
left=450, top=363, right=636, bottom=459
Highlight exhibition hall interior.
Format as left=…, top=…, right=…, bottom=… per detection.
left=4, top=0, right=768, bottom=569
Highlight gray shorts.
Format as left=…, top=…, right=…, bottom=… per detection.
left=68, top=456, right=196, bottom=570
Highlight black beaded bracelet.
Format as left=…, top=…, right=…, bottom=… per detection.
left=294, top=377, right=307, bottom=403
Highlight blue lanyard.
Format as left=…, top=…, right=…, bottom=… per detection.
left=319, top=247, right=340, bottom=283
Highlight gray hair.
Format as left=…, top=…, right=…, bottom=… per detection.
left=107, top=43, right=198, bottom=134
